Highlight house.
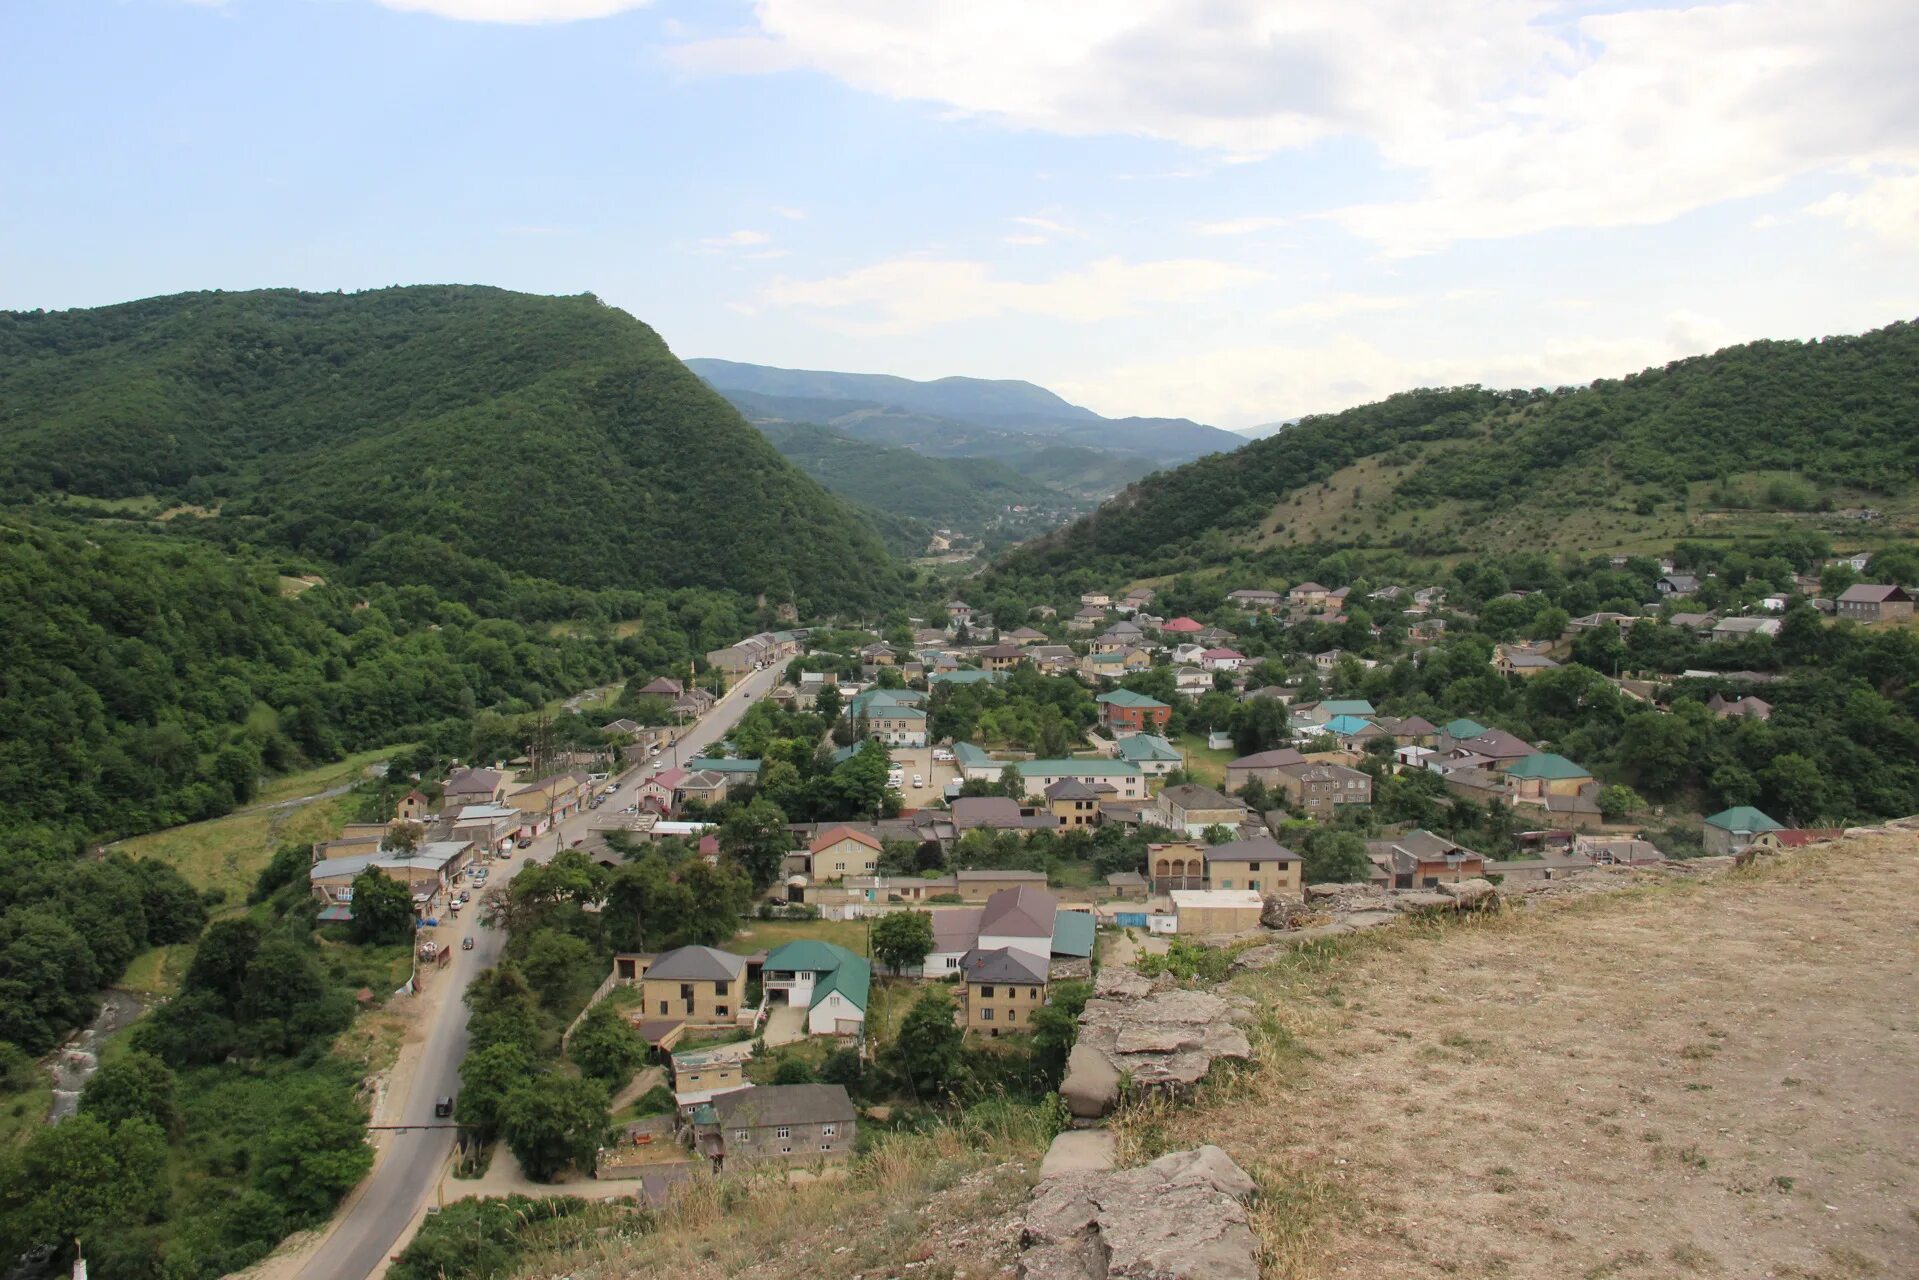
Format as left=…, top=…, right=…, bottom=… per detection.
left=959, top=946, right=1050, bottom=1037
left=950, top=796, right=1056, bottom=834
left=640, top=946, right=747, bottom=1026
left=443, top=766, right=506, bottom=807
left=1227, top=588, right=1284, bottom=612
left=761, top=941, right=870, bottom=1034
left=928, top=668, right=1006, bottom=688
left=1006, top=626, right=1048, bottom=644
left=922, top=884, right=1067, bottom=976
left=858, top=642, right=897, bottom=666
left=1095, top=688, right=1172, bottom=736
left=946, top=601, right=974, bottom=625
left=308, top=840, right=475, bottom=914
left=1288, top=581, right=1330, bottom=608
left=507, top=773, right=588, bottom=830
left=1201, top=647, right=1247, bottom=671
left=1376, top=715, right=1439, bottom=746
left=1503, top=753, right=1595, bottom=804
left=1364, top=830, right=1484, bottom=888
left=979, top=643, right=1028, bottom=673
left=669, top=1047, right=752, bottom=1110
left=637, top=676, right=686, bottom=699
left=448, top=803, right=521, bottom=853
left=1174, top=666, right=1215, bottom=695
left=1707, top=693, right=1773, bottom=721
left=1080, top=592, right=1112, bottom=608
left=806, top=826, right=884, bottom=880
left=1193, top=625, right=1238, bottom=648
left=1454, top=729, right=1536, bottom=769
left=1712, top=616, right=1781, bottom=643
left=1657, top=574, right=1702, bottom=597
left=602, top=717, right=646, bottom=740
left=1668, top=612, right=1716, bottom=633
left=1495, top=650, right=1561, bottom=678
left=1067, top=606, right=1107, bottom=632
left=674, top=770, right=730, bottom=810
left=1092, top=621, right=1144, bottom=652
left=1312, top=649, right=1344, bottom=673
left=1160, top=616, right=1203, bottom=635
left=1436, top=717, right=1489, bottom=750
left=1273, top=762, right=1373, bottom=820
left=1836, top=584, right=1913, bottom=622
left=867, top=703, right=929, bottom=747
left=395, top=789, right=431, bottom=823
left=1104, top=870, right=1148, bottom=899
left=1114, top=733, right=1183, bottom=776
left=1147, top=841, right=1207, bottom=893
left=1702, top=806, right=1783, bottom=855
left=1152, top=783, right=1250, bottom=836
left=1029, top=644, right=1077, bottom=674
left=1044, top=778, right=1102, bottom=829
left=1323, top=715, right=1386, bottom=748
left=1224, top=748, right=1306, bottom=792
left=1169, top=889, right=1264, bottom=935
left=1203, top=835, right=1301, bottom=896
left=1013, top=757, right=1146, bottom=801
left=691, top=1084, right=856, bottom=1170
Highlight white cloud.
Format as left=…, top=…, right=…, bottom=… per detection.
left=676, top=1, right=1919, bottom=252
left=1193, top=215, right=1291, bottom=237
left=699, top=229, right=772, bottom=249
left=1055, top=310, right=1743, bottom=426
left=1268, top=293, right=1413, bottom=324
left=371, top=0, right=651, bottom=21
left=1805, top=168, right=1919, bottom=246
left=1009, top=215, right=1077, bottom=236
left=1001, top=234, right=1050, bottom=247
left=771, top=205, right=808, bottom=220
left=754, top=255, right=1266, bottom=336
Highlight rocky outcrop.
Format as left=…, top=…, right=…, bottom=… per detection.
left=1018, top=1145, right=1260, bottom=1280
left=1060, top=973, right=1252, bottom=1118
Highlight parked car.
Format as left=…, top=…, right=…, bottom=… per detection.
left=912, top=774, right=925, bottom=789
left=516, top=837, right=533, bottom=848
left=435, top=1095, right=454, bottom=1117
left=462, top=937, right=475, bottom=951
left=932, top=748, right=954, bottom=763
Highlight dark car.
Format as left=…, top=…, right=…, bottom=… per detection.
left=434, top=1095, right=454, bottom=1118
left=462, top=936, right=475, bottom=951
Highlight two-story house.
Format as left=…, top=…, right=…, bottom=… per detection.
left=1095, top=689, right=1172, bottom=737
left=692, top=1084, right=856, bottom=1170
left=1273, top=762, right=1373, bottom=819
left=958, top=946, right=1050, bottom=1037
left=640, top=946, right=747, bottom=1027
left=1202, top=835, right=1302, bottom=896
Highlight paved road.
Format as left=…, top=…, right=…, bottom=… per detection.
left=297, top=662, right=784, bottom=1280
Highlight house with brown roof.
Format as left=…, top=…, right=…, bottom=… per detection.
left=979, top=643, right=1028, bottom=672
left=443, top=766, right=506, bottom=807
left=691, top=1083, right=856, bottom=1170
left=806, top=826, right=883, bottom=880
left=1289, top=581, right=1331, bottom=608
left=1707, top=693, right=1773, bottom=721
left=1224, top=748, right=1307, bottom=792
left=1044, top=778, right=1101, bottom=829
left=958, top=946, right=1050, bottom=1037
left=1272, top=761, right=1373, bottom=820
left=1364, top=830, right=1484, bottom=888
left=1836, top=583, right=1913, bottom=622
left=1203, top=835, right=1301, bottom=896
left=1152, top=784, right=1251, bottom=836
left=640, top=946, right=747, bottom=1027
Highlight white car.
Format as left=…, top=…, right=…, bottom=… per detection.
left=932, top=748, right=954, bottom=763
left=912, top=774, right=925, bottom=789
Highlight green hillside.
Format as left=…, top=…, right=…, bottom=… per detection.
left=760, top=422, right=1086, bottom=553
left=0, top=286, right=903, bottom=615
left=997, top=320, right=1919, bottom=584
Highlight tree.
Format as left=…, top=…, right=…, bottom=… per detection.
left=886, top=987, right=968, bottom=1101
left=254, top=1078, right=377, bottom=1220
left=500, top=1075, right=609, bottom=1181
left=387, top=821, right=424, bottom=855
left=348, top=869, right=415, bottom=945
left=184, top=917, right=263, bottom=1013
left=79, top=1050, right=178, bottom=1133
left=814, top=683, right=842, bottom=721
left=1596, top=785, right=1643, bottom=823
left=871, top=910, right=934, bottom=975
left=456, top=1041, right=537, bottom=1142
left=772, top=1056, right=814, bottom=1084
left=0, top=1114, right=168, bottom=1260
left=1765, top=753, right=1828, bottom=823
left=819, top=1047, right=864, bottom=1090
left=719, top=796, right=791, bottom=891
left=997, top=764, right=1025, bottom=799
left=567, top=1003, right=643, bottom=1085
left=517, top=929, right=597, bottom=1009
left=1300, top=828, right=1371, bottom=884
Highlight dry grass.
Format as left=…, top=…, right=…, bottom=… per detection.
left=1114, top=836, right=1919, bottom=1279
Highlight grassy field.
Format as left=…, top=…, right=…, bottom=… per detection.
left=729, top=916, right=870, bottom=956
left=1173, top=732, right=1236, bottom=789
left=117, top=746, right=401, bottom=905
left=117, top=944, right=191, bottom=996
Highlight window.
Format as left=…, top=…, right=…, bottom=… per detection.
left=679, top=983, right=693, bottom=1002
left=715, top=980, right=729, bottom=994
left=1007, top=1008, right=1017, bottom=1023
left=979, top=985, right=995, bottom=998
left=734, top=1130, right=749, bottom=1142
left=821, top=1124, right=837, bottom=1136
left=781, top=1145, right=792, bottom=1154
left=981, top=1008, right=994, bottom=1021
left=1249, top=862, right=1261, bottom=872
left=821, top=1142, right=834, bottom=1151
left=716, top=1005, right=729, bottom=1017
left=658, top=1000, right=668, bottom=1016
left=776, top=1126, right=790, bottom=1139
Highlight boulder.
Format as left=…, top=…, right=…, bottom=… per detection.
left=1060, top=1042, right=1123, bottom=1119
left=1066, top=987, right=1252, bottom=1115
left=1019, top=1145, right=1260, bottom=1280
left=1436, top=877, right=1500, bottom=909
left=1039, top=1129, right=1117, bottom=1179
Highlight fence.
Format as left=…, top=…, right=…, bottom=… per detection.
left=560, top=966, right=623, bottom=1049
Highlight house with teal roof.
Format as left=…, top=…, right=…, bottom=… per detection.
left=1439, top=717, right=1490, bottom=746
left=685, top=757, right=762, bottom=778
left=1320, top=699, right=1377, bottom=717
left=929, top=668, right=1006, bottom=687
left=1114, top=732, right=1183, bottom=775
left=1095, top=687, right=1172, bottom=736
left=761, top=940, right=871, bottom=1035
left=1323, top=714, right=1381, bottom=740
left=1702, top=806, right=1782, bottom=855
left=1505, top=752, right=1597, bottom=805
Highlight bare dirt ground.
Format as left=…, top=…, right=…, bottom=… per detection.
left=1130, top=834, right=1919, bottom=1280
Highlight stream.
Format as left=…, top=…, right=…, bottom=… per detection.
left=46, top=989, right=149, bottom=1122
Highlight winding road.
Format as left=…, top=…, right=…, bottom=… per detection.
left=296, top=661, right=784, bottom=1280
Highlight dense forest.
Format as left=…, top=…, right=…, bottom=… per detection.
left=760, top=422, right=1084, bottom=553
left=0, top=286, right=905, bottom=615
left=996, top=320, right=1919, bottom=586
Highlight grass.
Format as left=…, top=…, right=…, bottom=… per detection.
left=116, top=745, right=404, bottom=904
left=729, top=916, right=871, bottom=956
left=118, top=944, right=190, bottom=995
left=1173, top=732, right=1236, bottom=789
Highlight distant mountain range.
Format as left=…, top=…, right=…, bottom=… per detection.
left=1233, top=419, right=1296, bottom=440
left=687, top=359, right=1242, bottom=483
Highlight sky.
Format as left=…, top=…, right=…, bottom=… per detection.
left=2, top=0, right=1915, bottom=428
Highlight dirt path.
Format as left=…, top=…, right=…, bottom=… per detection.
left=1136, top=835, right=1919, bottom=1280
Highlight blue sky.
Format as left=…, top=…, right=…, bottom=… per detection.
left=3, top=0, right=1915, bottom=426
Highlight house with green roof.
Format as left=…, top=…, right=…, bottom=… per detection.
left=761, top=940, right=871, bottom=1035
left=928, top=668, right=1006, bottom=687
left=1439, top=717, right=1490, bottom=745
left=1505, top=753, right=1596, bottom=804
left=1320, top=699, right=1376, bottom=718
left=1095, top=687, right=1172, bottom=736
left=1702, top=806, right=1783, bottom=855
left=848, top=687, right=927, bottom=720
left=685, top=757, right=762, bottom=777
left=1015, top=756, right=1146, bottom=802
left=1114, top=732, right=1183, bottom=775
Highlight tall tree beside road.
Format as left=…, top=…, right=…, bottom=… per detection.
left=719, top=796, right=791, bottom=891
left=456, top=1041, right=536, bottom=1143
left=567, top=1004, right=644, bottom=1085
left=500, top=1076, right=610, bottom=1182
left=348, top=869, right=415, bottom=945
left=887, top=988, right=969, bottom=1101
left=871, top=911, right=934, bottom=976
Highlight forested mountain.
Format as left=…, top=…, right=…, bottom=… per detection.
left=0, top=287, right=903, bottom=615
left=997, top=321, right=1919, bottom=585
left=690, top=357, right=1240, bottom=468
left=760, top=423, right=1086, bottom=554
